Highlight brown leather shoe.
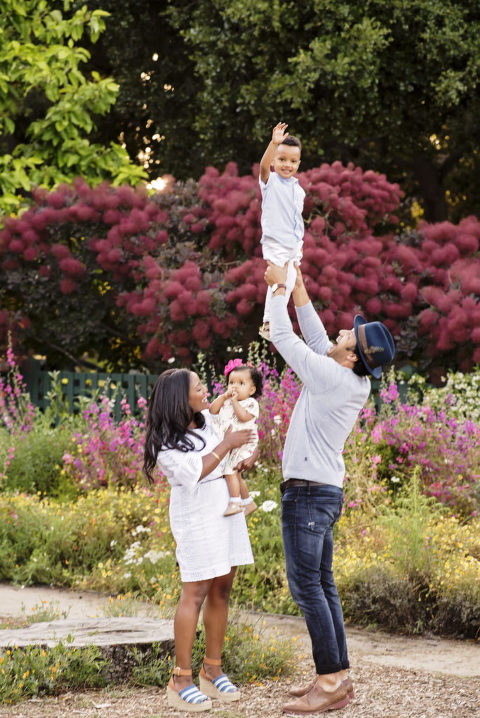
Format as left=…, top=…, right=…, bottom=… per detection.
left=283, top=680, right=349, bottom=714
left=288, top=677, right=316, bottom=698
left=342, top=677, right=354, bottom=699
left=288, top=676, right=354, bottom=700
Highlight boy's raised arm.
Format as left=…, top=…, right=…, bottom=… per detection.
left=260, top=122, right=289, bottom=183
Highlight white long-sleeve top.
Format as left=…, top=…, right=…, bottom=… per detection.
left=270, top=296, right=370, bottom=488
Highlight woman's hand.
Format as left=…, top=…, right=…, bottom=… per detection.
left=224, top=425, right=256, bottom=449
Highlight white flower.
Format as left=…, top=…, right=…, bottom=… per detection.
left=261, top=500, right=278, bottom=512
left=273, top=415, right=282, bottom=425
left=110, top=540, right=117, bottom=547
left=390, top=476, right=401, bottom=483
left=123, top=572, right=131, bottom=579
left=132, top=525, right=150, bottom=536
left=144, top=550, right=167, bottom=564
left=250, top=491, right=261, bottom=498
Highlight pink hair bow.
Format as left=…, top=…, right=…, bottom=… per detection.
left=224, top=358, right=243, bottom=376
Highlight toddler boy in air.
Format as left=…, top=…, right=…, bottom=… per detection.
left=258, top=122, right=305, bottom=341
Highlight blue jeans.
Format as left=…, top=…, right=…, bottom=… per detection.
left=281, top=482, right=348, bottom=675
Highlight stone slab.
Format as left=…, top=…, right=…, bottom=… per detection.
left=0, top=617, right=175, bottom=683
left=0, top=617, right=174, bottom=648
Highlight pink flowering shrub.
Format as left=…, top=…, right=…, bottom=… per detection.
left=345, top=382, right=480, bottom=518
left=2, top=339, right=479, bottom=519
left=63, top=395, right=149, bottom=491
left=1, top=164, right=479, bottom=377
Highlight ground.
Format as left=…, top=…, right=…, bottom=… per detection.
left=0, top=584, right=479, bottom=717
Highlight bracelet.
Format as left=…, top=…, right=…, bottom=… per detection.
left=211, top=451, right=221, bottom=462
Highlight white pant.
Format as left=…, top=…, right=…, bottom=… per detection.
left=262, top=237, right=303, bottom=324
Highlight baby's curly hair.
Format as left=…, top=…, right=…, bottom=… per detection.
left=228, top=365, right=263, bottom=398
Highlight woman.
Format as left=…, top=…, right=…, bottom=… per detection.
left=143, top=368, right=257, bottom=712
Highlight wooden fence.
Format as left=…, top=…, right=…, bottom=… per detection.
left=24, top=364, right=159, bottom=422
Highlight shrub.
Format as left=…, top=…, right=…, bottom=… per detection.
left=343, top=371, right=480, bottom=518
left=1, top=166, right=479, bottom=376
left=63, top=395, right=147, bottom=491
left=0, top=610, right=295, bottom=705
left=336, top=478, right=480, bottom=637
left=2, top=425, right=77, bottom=497
left=0, top=642, right=107, bottom=704
left=411, top=367, right=480, bottom=423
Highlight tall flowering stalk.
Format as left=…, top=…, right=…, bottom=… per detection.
left=258, top=364, right=301, bottom=465
left=0, top=340, right=35, bottom=483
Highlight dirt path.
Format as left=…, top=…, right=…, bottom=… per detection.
left=0, top=583, right=479, bottom=717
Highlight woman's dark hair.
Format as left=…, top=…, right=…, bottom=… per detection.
left=352, top=347, right=370, bottom=377
left=228, top=365, right=263, bottom=398
left=143, top=368, right=206, bottom=483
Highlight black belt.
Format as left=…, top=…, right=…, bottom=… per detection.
left=280, top=479, right=318, bottom=493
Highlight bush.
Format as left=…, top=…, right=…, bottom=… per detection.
left=63, top=395, right=147, bottom=491
left=1, top=167, right=479, bottom=376
left=336, top=480, right=480, bottom=637
left=0, top=642, right=107, bottom=704
left=412, top=367, right=480, bottom=423
left=343, top=371, right=480, bottom=518
left=2, top=425, right=78, bottom=498
left=1, top=348, right=480, bottom=637
left=0, top=612, right=295, bottom=705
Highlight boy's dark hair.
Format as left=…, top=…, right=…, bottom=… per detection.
left=352, top=347, right=370, bottom=377
left=281, top=135, right=302, bottom=152
left=229, top=365, right=263, bottom=398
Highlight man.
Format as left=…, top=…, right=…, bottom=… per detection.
left=264, top=261, right=395, bottom=715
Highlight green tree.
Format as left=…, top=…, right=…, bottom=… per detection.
left=0, top=0, right=146, bottom=214
left=86, top=0, right=480, bottom=222
left=68, top=0, right=201, bottom=181
left=168, top=0, right=480, bottom=222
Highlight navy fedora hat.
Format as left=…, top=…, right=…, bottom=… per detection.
left=353, top=314, right=395, bottom=379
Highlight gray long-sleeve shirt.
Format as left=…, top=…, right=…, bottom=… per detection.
left=270, top=296, right=371, bottom=488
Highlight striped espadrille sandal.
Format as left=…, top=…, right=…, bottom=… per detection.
left=166, top=666, right=212, bottom=712
left=199, top=657, right=241, bottom=702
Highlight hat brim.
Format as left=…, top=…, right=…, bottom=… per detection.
left=354, top=314, right=382, bottom=379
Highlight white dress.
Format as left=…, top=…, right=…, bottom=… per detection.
left=156, top=410, right=254, bottom=582
left=213, top=397, right=259, bottom=474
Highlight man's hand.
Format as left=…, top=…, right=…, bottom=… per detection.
left=265, top=260, right=288, bottom=286
left=272, top=122, right=289, bottom=146
left=293, top=262, right=304, bottom=290
left=292, top=261, right=310, bottom=307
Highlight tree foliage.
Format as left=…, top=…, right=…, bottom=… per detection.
left=1, top=165, right=479, bottom=380
left=83, top=0, right=480, bottom=222
left=168, top=0, right=480, bottom=222
left=69, top=0, right=201, bottom=182
left=0, top=0, right=146, bottom=214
